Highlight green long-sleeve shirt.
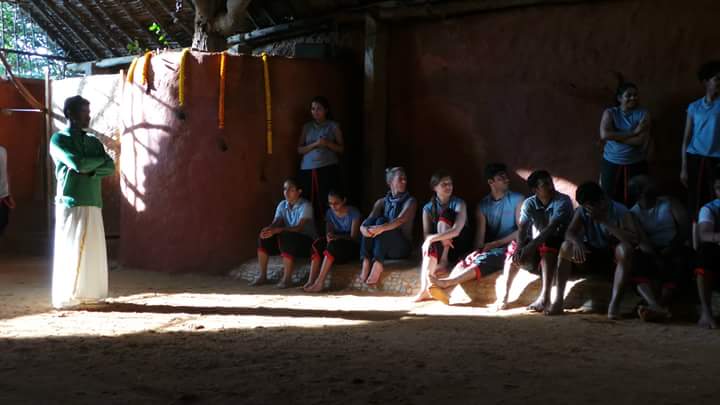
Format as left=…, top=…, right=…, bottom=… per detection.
left=50, top=128, right=115, bottom=208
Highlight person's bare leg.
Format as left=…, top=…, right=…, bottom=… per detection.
left=437, top=221, right=451, bottom=269
left=547, top=255, right=570, bottom=316
left=636, top=283, right=670, bottom=321
left=495, top=259, right=520, bottom=310
left=276, top=256, right=294, bottom=289
left=306, top=256, right=334, bottom=293
left=366, top=260, right=385, bottom=285
left=528, top=252, right=553, bottom=312
left=608, top=243, right=632, bottom=320
left=359, top=258, right=371, bottom=282
left=250, top=249, right=269, bottom=286
left=431, top=258, right=477, bottom=288
left=414, top=253, right=437, bottom=301
left=304, top=257, right=321, bottom=290
left=697, top=273, right=717, bottom=329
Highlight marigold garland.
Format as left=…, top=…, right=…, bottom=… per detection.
left=261, top=52, right=273, bottom=155
left=218, top=52, right=227, bottom=129
left=141, top=51, right=153, bottom=86
left=126, top=57, right=139, bottom=83
left=178, top=48, right=190, bottom=107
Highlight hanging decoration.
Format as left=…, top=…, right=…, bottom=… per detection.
left=126, top=57, right=139, bottom=83
left=141, top=51, right=154, bottom=87
left=261, top=52, right=273, bottom=155
left=178, top=48, right=190, bottom=107
left=218, top=52, right=227, bottom=129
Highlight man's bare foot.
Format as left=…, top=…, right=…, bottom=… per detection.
left=493, top=300, right=508, bottom=311
left=303, top=279, right=315, bottom=290
left=428, top=286, right=450, bottom=305
left=527, top=297, right=547, bottom=312
left=249, top=276, right=267, bottom=286
left=412, top=290, right=433, bottom=302
left=365, top=268, right=383, bottom=285
left=607, top=301, right=621, bottom=320
left=698, top=312, right=718, bottom=329
left=304, top=281, right=324, bottom=293
left=637, top=305, right=670, bottom=322
left=428, top=274, right=452, bottom=289
left=545, top=300, right=564, bottom=316
left=275, top=278, right=291, bottom=289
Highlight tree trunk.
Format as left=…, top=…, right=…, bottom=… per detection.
left=191, top=0, right=251, bottom=52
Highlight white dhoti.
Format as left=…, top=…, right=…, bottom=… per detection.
left=52, top=205, right=108, bottom=309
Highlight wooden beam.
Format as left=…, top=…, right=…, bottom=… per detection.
left=61, top=1, right=117, bottom=58
left=69, top=0, right=126, bottom=53
left=362, top=13, right=388, bottom=207
left=32, top=0, right=101, bottom=60
left=375, top=0, right=602, bottom=19
left=138, top=0, right=178, bottom=45
left=76, top=0, right=136, bottom=47
left=112, top=1, right=163, bottom=49
left=21, top=3, right=86, bottom=61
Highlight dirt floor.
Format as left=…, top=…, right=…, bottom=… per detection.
left=1, top=254, right=720, bottom=405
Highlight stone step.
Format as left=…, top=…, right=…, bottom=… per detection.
left=229, top=257, right=720, bottom=315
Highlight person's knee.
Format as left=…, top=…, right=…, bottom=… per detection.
left=615, top=242, right=632, bottom=263
left=437, top=220, right=451, bottom=233
left=559, top=241, right=574, bottom=260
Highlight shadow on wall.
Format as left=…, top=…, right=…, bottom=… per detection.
left=119, top=51, right=358, bottom=273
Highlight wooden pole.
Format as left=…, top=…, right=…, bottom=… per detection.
left=44, top=68, right=53, bottom=241
left=362, top=13, right=388, bottom=209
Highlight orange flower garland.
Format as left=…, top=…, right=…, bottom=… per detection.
left=141, top=51, right=153, bottom=86
left=261, top=52, right=273, bottom=154
left=178, top=48, right=190, bottom=107
left=218, top=52, right=227, bottom=129
left=126, top=57, right=139, bottom=83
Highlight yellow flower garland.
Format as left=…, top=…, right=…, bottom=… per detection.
left=218, top=52, right=227, bottom=129
left=141, top=51, right=153, bottom=86
left=126, top=57, right=139, bottom=83
left=178, top=48, right=190, bottom=107
left=262, top=52, right=273, bottom=155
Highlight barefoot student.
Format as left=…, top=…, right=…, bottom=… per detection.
left=359, top=167, right=417, bottom=286
left=254, top=179, right=317, bottom=289
left=694, top=164, right=720, bottom=329
left=599, top=82, right=651, bottom=206
left=50, top=96, right=115, bottom=309
left=512, top=170, right=573, bottom=314
left=297, top=96, right=344, bottom=224
left=555, top=182, right=635, bottom=318
left=414, top=170, right=471, bottom=303
left=680, top=61, right=720, bottom=216
left=628, top=175, right=690, bottom=322
left=304, top=190, right=361, bottom=292
left=422, top=163, right=524, bottom=307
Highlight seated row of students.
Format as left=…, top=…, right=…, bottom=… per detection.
left=253, top=163, right=720, bottom=328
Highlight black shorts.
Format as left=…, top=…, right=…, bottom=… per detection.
left=0, top=203, right=8, bottom=235
left=258, top=232, right=313, bottom=260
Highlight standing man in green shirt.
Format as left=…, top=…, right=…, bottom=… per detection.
left=50, top=96, right=115, bottom=309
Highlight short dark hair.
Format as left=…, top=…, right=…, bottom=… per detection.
left=616, top=82, right=638, bottom=99
left=284, top=177, right=301, bottom=190
left=576, top=181, right=605, bottom=205
left=327, top=189, right=347, bottom=200
left=698, top=61, right=720, bottom=82
left=63, top=95, right=89, bottom=119
left=527, top=170, right=551, bottom=190
left=311, top=96, right=330, bottom=111
left=485, top=163, right=508, bottom=180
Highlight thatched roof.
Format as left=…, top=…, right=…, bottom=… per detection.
left=15, top=0, right=595, bottom=63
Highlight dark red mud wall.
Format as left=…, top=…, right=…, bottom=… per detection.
left=120, top=52, right=354, bottom=272
left=386, top=0, right=720, bottom=205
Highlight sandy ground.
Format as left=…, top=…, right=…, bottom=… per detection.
left=1, top=254, right=720, bottom=405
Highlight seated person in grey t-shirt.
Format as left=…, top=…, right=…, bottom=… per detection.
left=511, top=170, right=573, bottom=314
left=555, top=182, right=635, bottom=318
left=254, top=178, right=317, bottom=289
